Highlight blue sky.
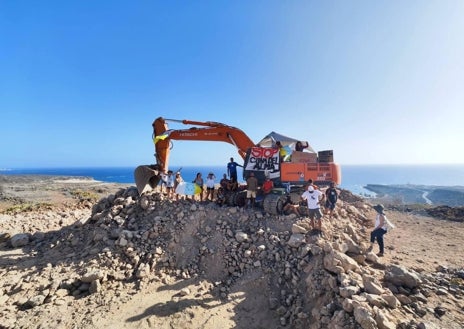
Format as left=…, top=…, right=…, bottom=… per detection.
left=1, top=1, right=463, bottom=168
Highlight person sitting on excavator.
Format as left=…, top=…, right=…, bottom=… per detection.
left=276, top=141, right=291, bottom=162
left=295, top=141, right=309, bottom=152
left=262, top=176, right=274, bottom=194
left=227, top=157, right=243, bottom=184
left=216, top=187, right=226, bottom=206
left=220, top=173, right=232, bottom=191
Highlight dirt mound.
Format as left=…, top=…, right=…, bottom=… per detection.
left=1, top=185, right=463, bottom=328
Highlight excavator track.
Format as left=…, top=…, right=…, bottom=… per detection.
left=262, top=194, right=285, bottom=215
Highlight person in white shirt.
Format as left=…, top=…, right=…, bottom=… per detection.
left=367, top=204, right=388, bottom=257
left=205, top=172, right=216, bottom=201
left=301, top=185, right=325, bottom=233
left=166, top=170, right=175, bottom=199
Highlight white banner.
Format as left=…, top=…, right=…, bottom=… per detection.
left=245, top=147, right=280, bottom=179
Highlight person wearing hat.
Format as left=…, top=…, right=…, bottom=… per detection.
left=205, top=172, right=216, bottom=202
left=301, top=185, right=325, bottom=233
left=367, top=204, right=388, bottom=257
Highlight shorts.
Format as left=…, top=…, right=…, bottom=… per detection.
left=308, top=208, right=323, bottom=220
left=325, top=200, right=336, bottom=210
left=207, top=187, right=214, bottom=191
left=246, top=190, right=257, bottom=198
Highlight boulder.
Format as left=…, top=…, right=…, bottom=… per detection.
left=10, top=233, right=30, bottom=248
left=384, top=265, right=422, bottom=289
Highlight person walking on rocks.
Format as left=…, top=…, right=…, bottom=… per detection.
left=367, top=204, right=388, bottom=257
left=324, top=182, right=339, bottom=218
left=245, top=172, right=258, bottom=208
left=301, top=185, right=324, bottom=233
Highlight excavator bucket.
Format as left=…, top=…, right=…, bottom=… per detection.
left=134, top=165, right=162, bottom=195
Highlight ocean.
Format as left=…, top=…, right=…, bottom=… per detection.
left=1, top=164, right=464, bottom=195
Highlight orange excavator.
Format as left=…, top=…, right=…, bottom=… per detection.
left=134, top=117, right=342, bottom=205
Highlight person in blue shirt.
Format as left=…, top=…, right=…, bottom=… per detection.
left=227, top=157, right=243, bottom=185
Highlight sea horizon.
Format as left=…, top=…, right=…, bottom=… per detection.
left=1, top=164, right=464, bottom=196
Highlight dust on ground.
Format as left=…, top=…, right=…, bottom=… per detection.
left=1, top=175, right=463, bottom=329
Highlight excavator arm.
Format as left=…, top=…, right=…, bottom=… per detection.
left=135, top=117, right=255, bottom=194
left=153, top=118, right=255, bottom=171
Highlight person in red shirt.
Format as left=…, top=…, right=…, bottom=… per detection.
left=262, top=176, right=274, bottom=194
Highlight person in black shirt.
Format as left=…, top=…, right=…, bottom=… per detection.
left=295, top=141, right=309, bottom=152
left=324, top=182, right=339, bottom=218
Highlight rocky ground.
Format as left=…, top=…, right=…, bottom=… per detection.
left=0, top=175, right=463, bottom=329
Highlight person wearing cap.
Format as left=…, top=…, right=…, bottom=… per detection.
left=245, top=172, right=258, bottom=208
left=367, top=204, right=388, bottom=257
left=301, top=185, right=325, bottom=233
left=205, top=172, right=216, bottom=202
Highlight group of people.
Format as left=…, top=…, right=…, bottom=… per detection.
left=159, top=170, right=184, bottom=200
left=160, top=154, right=389, bottom=257
left=275, top=140, right=309, bottom=162
left=278, top=180, right=339, bottom=234
left=158, top=157, right=243, bottom=203
left=280, top=178, right=390, bottom=257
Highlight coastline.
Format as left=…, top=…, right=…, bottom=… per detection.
left=0, top=174, right=131, bottom=210
left=364, top=183, right=464, bottom=207
left=2, top=174, right=463, bottom=209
